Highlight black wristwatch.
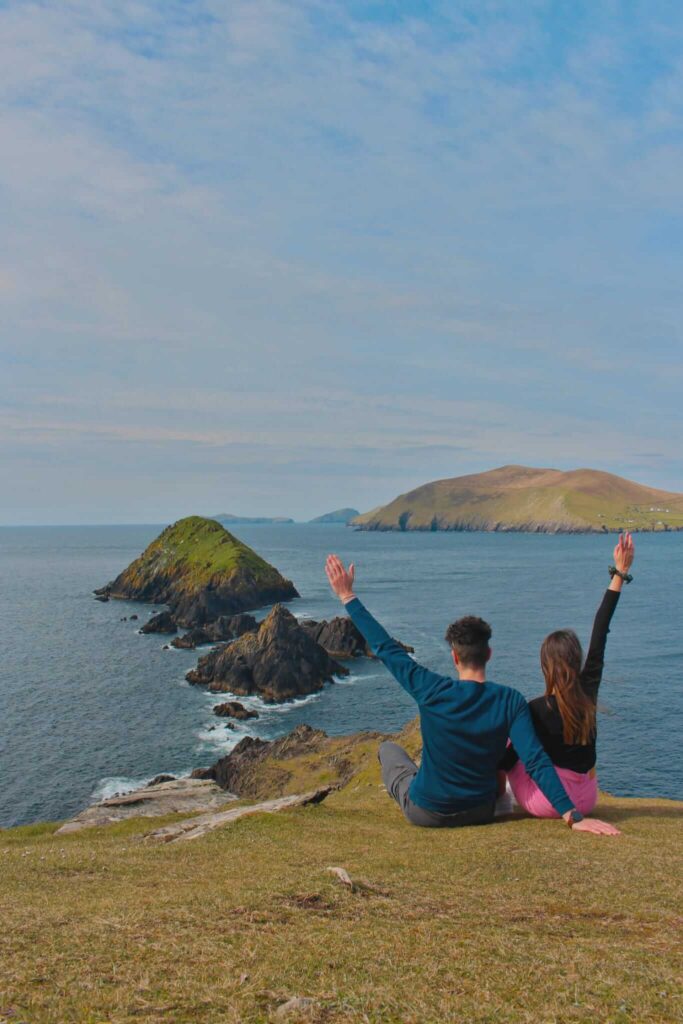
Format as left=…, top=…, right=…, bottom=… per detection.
left=609, top=566, right=633, bottom=583
left=566, top=809, right=584, bottom=828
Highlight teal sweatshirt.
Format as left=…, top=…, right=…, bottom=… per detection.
left=345, top=598, right=574, bottom=816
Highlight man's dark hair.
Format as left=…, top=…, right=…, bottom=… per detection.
left=444, top=616, right=492, bottom=669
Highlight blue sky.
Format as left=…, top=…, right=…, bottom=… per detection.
left=1, top=0, right=682, bottom=523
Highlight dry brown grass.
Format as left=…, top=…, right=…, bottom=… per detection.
left=1, top=734, right=681, bottom=1024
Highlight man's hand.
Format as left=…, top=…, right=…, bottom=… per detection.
left=613, top=531, right=635, bottom=574
left=565, top=815, right=621, bottom=836
left=325, top=554, right=356, bottom=603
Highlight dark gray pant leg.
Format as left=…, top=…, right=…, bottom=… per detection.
left=379, top=740, right=418, bottom=808
left=378, top=740, right=495, bottom=829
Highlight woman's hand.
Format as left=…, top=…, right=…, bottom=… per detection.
left=614, top=531, right=635, bottom=573
left=609, top=532, right=635, bottom=591
left=569, top=816, right=621, bottom=836
left=325, top=554, right=356, bottom=603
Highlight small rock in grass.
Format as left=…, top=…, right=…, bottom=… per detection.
left=275, top=996, right=316, bottom=1019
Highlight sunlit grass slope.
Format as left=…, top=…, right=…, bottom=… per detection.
left=353, top=465, right=683, bottom=533
left=109, top=516, right=292, bottom=597
left=2, top=723, right=681, bottom=1024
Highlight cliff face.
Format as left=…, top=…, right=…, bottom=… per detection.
left=95, top=516, right=298, bottom=625
left=353, top=465, right=683, bottom=533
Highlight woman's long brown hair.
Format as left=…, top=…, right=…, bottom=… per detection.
left=540, top=630, right=596, bottom=745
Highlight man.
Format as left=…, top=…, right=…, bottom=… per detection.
left=325, top=554, right=620, bottom=836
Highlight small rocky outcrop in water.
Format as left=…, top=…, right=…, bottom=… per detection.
left=186, top=605, right=348, bottom=701
left=300, top=616, right=415, bottom=659
left=171, top=614, right=258, bottom=649
left=213, top=701, right=259, bottom=720
left=94, top=516, right=298, bottom=626
left=140, top=610, right=178, bottom=634
left=170, top=627, right=208, bottom=649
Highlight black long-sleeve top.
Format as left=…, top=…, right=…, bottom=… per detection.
left=499, top=589, right=620, bottom=774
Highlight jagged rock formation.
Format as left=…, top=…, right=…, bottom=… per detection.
left=94, top=516, right=298, bottom=625
left=170, top=627, right=206, bottom=649
left=186, top=605, right=348, bottom=701
left=171, top=614, right=258, bottom=649
left=352, top=465, right=683, bottom=533
left=300, top=616, right=414, bottom=659
left=300, top=616, right=369, bottom=658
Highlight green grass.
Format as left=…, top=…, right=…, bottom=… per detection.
left=2, top=726, right=681, bottom=1024
left=117, top=516, right=289, bottom=594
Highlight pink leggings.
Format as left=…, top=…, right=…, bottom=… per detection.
left=507, top=760, right=598, bottom=818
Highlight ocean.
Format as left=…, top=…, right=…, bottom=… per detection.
left=0, top=523, right=680, bottom=828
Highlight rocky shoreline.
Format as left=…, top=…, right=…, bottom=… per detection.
left=354, top=520, right=683, bottom=533
left=86, top=515, right=415, bottom=824
left=56, top=723, right=384, bottom=833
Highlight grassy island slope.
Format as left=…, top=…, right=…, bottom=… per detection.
left=99, top=516, right=298, bottom=623
left=353, top=465, right=683, bottom=533
left=2, top=721, right=681, bottom=1024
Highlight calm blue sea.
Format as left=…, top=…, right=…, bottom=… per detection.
left=1, top=524, right=681, bottom=828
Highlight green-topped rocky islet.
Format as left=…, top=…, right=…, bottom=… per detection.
left=94, top=515, right=299, bottom=626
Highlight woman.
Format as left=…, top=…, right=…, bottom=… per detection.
left=499, top=532, right=635, bottom=817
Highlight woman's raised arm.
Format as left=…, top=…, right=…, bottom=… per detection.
left=581, top=532, right=635, bottom=697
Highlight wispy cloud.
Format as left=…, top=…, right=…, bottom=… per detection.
left=0, top=1, right=682, bottom=521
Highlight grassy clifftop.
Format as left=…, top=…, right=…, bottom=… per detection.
left=2, top=722, right=681, bottom=1024
left=353, top=465, right=683, bottom=533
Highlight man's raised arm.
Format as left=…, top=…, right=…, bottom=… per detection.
left=325, top=555, right=446, bottom=704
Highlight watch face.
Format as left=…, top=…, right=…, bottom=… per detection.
left=571, top=811, right=584, bottom=824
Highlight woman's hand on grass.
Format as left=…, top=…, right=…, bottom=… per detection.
left=570, top=817, right=621, bottom=836
left=325, top=554, right=356, bottom=603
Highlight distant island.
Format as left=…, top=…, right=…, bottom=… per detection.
left=211, top=514, right=294, bottom=525
left=309, top=508, right=360, bottom=525
left=352, top=465, right=683, bottom=533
